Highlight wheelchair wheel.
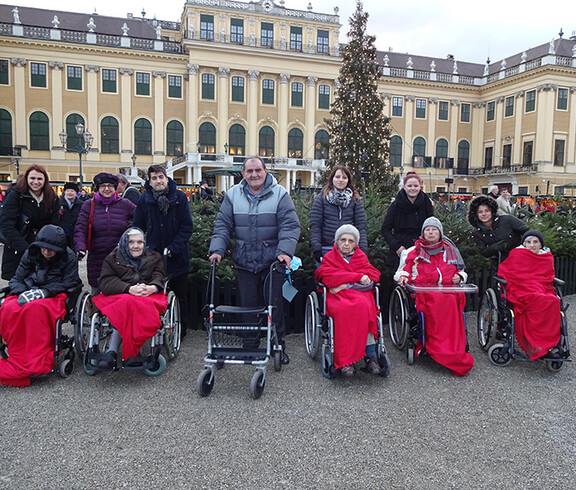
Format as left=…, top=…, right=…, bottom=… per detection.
left=407, top=343, right=415, bottom=365
left=546, top=360, right=564, bottom=372
left=82, top=352, right=98, bottom=376
left=320, top=341, right=338, bottom=379
left=74, top=291, right=92, bottom=358
left=478, top=289, right=498, bottom=351
left=144, top=354, right=167, bottom=376
left=196, top=368, right=214, bottom=397
left=58, top=358, right=74, bottom=378
left=304, top=291, right=321, bottom=359
left=389, top=286, right=409, bottom=350
left=488, top=343, right=512, bottom=367
left=163, top=291, right=181, bottom=361
left=249, top=370, right=265, bottom=399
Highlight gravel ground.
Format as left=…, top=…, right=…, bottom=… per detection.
left=1, top=245, right=575, bottom=489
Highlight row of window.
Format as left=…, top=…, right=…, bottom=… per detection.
left=0, top=109, right=330, bottom=159
left=0, top=60, right=331, bottom=109
left=392, top=97, right=471, bottom=122
left=388, top=134, right=566, bottom=168
left=389, top=89, right=570, bottom=124
left=198, top=15, right=331, bottom=53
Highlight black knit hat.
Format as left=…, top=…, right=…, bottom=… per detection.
left=93, top=172, right=119, bottom=189
left=522, top=229, right=544, bottom=248
left=63, top=182, right=80, bottom=193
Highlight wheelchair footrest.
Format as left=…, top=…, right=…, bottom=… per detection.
left=85, top=351, right=117, bottom=372
left=209, top=347, right=268, bottom=362
left=122, top=354, right=158, bottom=371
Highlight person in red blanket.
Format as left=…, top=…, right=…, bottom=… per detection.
left=92, top=227, right=167, bottom=369
left=315, top=224, right=381, bottom=377
left=0, top=224, right=81, bottom=387
left=497, top=230, right=561, bottom=360
left=394, top=217, right=474, bottom=376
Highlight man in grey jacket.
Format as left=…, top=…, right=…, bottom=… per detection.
left=209, top=156, right=300, bottom=363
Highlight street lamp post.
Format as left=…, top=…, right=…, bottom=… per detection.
left=59, top=122, right=93, bottom=189
left=131, top=153, right=137, bottom=167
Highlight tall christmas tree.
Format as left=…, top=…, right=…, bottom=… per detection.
left=327, top=1, right=394, bottom=193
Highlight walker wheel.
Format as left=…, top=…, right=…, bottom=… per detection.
left=196, top=368, right=214, bottom=397
left=249, top=370, right=265, bottom=399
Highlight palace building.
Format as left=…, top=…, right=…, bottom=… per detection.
left=1, top=1, right=575, bottom=197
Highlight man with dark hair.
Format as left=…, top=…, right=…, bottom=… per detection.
left=133, top=165, right=193, bottom=337
left=116, top=174, right=140, bottom=205
left=209, top=156, right=300, bottom=363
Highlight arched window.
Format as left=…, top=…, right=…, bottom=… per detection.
left=413, top=137, right=426, bottom=157
left=228, top=124, right=245, bottom=156
left=258, top=126, right=274, bottom=157
left=390, top=135, right=402, bottom=166
left=29, top=111, right=49, bottom=150
left=198, top=122, right=216, bottom=153
left=166, top=120, right=184, bottom=156
left=436, top=138, right=448, bottom=158
left=100, top=116, right=119, bottom=154
left=457, top=140, right=470, bottom=173
left=134, top=118, right=152, bottom=155
left=288, top=127, right=303, bottom=158
left=314, top=130, right=329, bottom=160
left=0, top=109, right=12, bottom=156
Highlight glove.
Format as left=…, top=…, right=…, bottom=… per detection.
left=17, top=289, right=47, bottom=305
left=314, top=250, right=322, bottom=263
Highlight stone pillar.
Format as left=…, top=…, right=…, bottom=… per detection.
left=278, top=73, right=290, bottom=157
left=119, top=68, right=134, bottom=161
left=152, top=71, right=166, bottom=161
left=11, top=58, right=27, bottom=149
left=186, top=63, right=199, bottom=152
left=49, top=61, right=64, bottom=153
left=218, top=67, right=230, bottom=153
left=247, top=70, right=259, bottom=154
left=85, top=65, right=99, bottom=157
left=305, top=76, right=318, bottom=158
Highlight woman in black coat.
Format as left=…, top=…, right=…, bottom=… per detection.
left=58, top=182, right=83, bottom=249
left=310, top=165, right=368, bottom=263
left=381, top=171, right=434, bottom=273
left=0, top=165, right=59, bottom=280
left=467, top=195, right=529, bottom=262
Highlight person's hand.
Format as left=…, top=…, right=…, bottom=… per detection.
left=209, top=253, right=222, bottom=265
left=359, top=274, right=370, bottom=285
left=313, top=250, right=322, bottom=263
left=397, top=276, right=408, bottom=286
left=277, top=254, right=291, bottom=269
left=128, top=283, right=155, bottom=296
left=452, top=274, right=462, bottom=284
left=77, top=250, right=86, bottom=261
left=329, top=284, right=348, bottom=294
left=396, top=246, right=405, bottom=257
left=18, top=288, right=47, bottom=305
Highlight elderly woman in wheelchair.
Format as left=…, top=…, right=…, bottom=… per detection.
left=80, top=227, right=179, bottom=375
left=490, top=229, right=570, bottom=370
left=0, top=225, right=81, bottom=387
left=313, top=224, right=389, bottom=378
left=394, top=217, right=474, bottom=377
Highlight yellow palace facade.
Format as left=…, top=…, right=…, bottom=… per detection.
left=0, top=0, right=575, bottom=196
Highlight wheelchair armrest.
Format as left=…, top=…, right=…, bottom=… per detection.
left=493, top=276, right=507, bottom=286
left=553, top=277, right=565, bottom=287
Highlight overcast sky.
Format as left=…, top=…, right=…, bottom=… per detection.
left=9, top=0, right=576, bottom=64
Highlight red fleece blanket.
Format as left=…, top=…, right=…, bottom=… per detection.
left=92, top=293, right=168, bottom=359
left=0, top=294, right=67, bottom=387
left=498, top=248, right=560, bottom=360
left=315, top=246, right=380, bottom=369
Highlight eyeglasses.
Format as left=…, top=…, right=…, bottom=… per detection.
left=99, top=184, right=116, bottom=189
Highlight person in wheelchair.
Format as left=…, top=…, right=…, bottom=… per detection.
left=0, top=224, right=81, bottom=387
left=497, top=230, right=562, bottom=360
left=395, top=217, right=474, bottom=377
left=93, top=227, right=166, bottom=368
left=315, top=224, right=381, bottom=377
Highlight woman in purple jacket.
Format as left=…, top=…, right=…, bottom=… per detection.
left=74, top=173, right=135, bottom=293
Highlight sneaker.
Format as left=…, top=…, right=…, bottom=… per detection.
left=341, top=365, right=354, bottom=377
left=365, top=356, right=381, bottom=374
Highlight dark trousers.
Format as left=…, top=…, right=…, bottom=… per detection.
left=169, top=272, right=189, bottom=333
left=237, top=266, right=286, bottom=343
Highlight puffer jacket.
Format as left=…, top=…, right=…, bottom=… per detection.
left=58, top=196, right=83, bottom=248
left=310, top=193, right=368, bottom=254
left=98, top=247, right=165, bottom=295
left=470, top=214, right=529, bottom=260
left=209, top=174, right=300, bottom=273
left=9, top=225, right=81, bottom=296
left=0, top=187, right=59, bottom=280
left=132, top=178, right=193, bottom=277
left=73, top=196, right=135, bottom=286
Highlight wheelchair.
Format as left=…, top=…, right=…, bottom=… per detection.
left=0, top=285, right=82, bottom=379
left=388, top=283, right=478, bottom=365
left=74, top=285, right=181, bottom=377
left=304, top=282, right=391, bottom=379
left=478, top=275, right=571, bottom=372
left=197, top=260, right=284, bottom=399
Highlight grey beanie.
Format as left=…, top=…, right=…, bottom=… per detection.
left=334, top=224, right=360, bottom=243
left=522, top=229, right=544, bottom=248
left=421, top=216, right=443, bottom=237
